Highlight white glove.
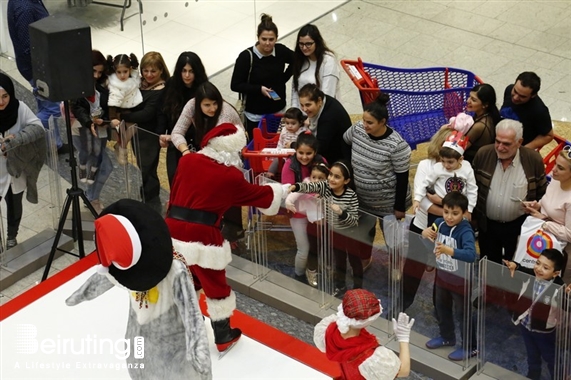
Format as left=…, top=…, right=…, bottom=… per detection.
left=392, top=312, right=415, bottom=343
left=281, top=184, right=292, bottom=199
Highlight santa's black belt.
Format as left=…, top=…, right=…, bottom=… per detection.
left=167, top=206, right=219, bottom=227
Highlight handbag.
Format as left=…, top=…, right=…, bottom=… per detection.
left=513, top=216, right=566, bottom=269
left=236, top=48, right=253, bottom=125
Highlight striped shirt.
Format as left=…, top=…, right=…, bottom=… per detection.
left=296, top=181, right=359, bottom=230
left=343, top=122, right=411, bottom=216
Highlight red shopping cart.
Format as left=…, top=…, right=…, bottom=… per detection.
left=241, top=128, right=294, bottom=181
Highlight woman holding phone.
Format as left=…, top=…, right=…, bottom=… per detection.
left=230, top=13, right=294, bottom=138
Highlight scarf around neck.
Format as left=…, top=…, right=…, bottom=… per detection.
left=0, top=73, right=20, bottom=133
left=325, top=322, right=379, bottom=363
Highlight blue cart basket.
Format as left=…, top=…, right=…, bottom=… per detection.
left=341, top=58, right=483, bottom=149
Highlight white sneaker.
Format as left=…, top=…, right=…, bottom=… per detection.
left=305, top=269, right=318, bottom=287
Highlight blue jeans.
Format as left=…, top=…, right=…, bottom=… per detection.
left=30, top=81, right=63, bottom=148
left=519, top=325, right=556, bottom=379
left=72, top=136, right=112, bottom=202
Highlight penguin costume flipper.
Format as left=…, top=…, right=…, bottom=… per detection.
left=172, top=259, right=212, bottom=379
left=65, top=272, right=114, bottom=306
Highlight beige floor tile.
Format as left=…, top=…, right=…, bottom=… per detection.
left=488, top=23, right=532, bottom=44
left=496, top=2, right=571, bottom=32
left=430, top=7, right=505, bottom=35
left=517, top=30, right=568, bottom=54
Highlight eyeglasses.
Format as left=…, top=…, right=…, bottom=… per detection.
left=298, top=42, right=315, bottom=48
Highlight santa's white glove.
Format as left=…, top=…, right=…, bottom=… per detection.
left=281, top=184, right=291, bottom=199
left=285, top=200, right=296, bottom=213
left=392, top=312, right=415, bottom=343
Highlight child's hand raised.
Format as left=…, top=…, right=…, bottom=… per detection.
left=502, top=259, right=517, bottom=278
left=422, top=227, right=437, bottom=242
left=330, top=204, right=342, bottom=215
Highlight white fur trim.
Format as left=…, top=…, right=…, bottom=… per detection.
left=206, top=291, right=236, bottom=321
left=172, top=239, right=232, bottom=270
left=96, top=265, right=109, bottom=274
left=257, top=183, right=283, bottom=215
left=335, top=302, right=382, bottom=334
left=207, top=125, right=246, bottom=153
left=200, top=147, right=243, bottom=168
left=110, top=214, right=142, bottom=270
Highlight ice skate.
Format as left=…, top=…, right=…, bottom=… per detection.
left=211, top=318, right=242, bottom=355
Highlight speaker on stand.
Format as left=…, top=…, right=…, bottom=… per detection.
left=29, top=14, right=99, bottom=281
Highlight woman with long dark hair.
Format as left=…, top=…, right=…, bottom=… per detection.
left=462, top=83, right=501, bottom=163
left=169, top=81, right=242, bottom=154
left=159, top=52, right=208, bottom=185
left=291, top=24, right=339, bottom=109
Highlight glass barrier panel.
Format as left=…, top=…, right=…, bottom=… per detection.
left=479, top=258, right=567, bottom=378
left=393, top=221, right=478, bottom=369
left=0, top=116, right=60, bottom=268
left=555, top=283, right=571, bottom=380
left=47, top=116, right=64, bottom=228
left=113, top=121, right=144, bottom=204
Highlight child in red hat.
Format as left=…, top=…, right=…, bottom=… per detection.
left=314, top=289, right=414, bottom=379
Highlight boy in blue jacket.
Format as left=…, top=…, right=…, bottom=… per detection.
left=422, top=191, right=477, bottom=361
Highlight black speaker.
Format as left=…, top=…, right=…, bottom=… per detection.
left=30, top=15, right=93, bottom=101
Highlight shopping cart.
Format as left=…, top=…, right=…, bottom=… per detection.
left=341, top=58, right=483, bottom=149
left=241, top=128, right=294, bottom=181
left=543, top=134, right=571, bottom=176
left=258, top=113, right=283, bottom=139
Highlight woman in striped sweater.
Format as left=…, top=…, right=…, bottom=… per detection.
left=289, top=160, right=363, bottom=295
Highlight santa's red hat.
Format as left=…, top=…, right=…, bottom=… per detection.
left=336, top=289, right=383, bottom=333
left=200, top=123, right=246, bottom=151
left=442, top=130, right=470, bottom=155
left=95, top=199, right=172, bottom=291
left=199, top=123, right=247, bottom=167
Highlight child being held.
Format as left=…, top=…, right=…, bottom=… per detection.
left=503, top=249, right=571, bottom=380
left=107, top=53, right=143, bottom=165
left=267, top=107, right=309, bottom=178
left=422, top=191, right=478, bottom=361
left=314, top=289, right=414, bottom=380
left=413, top=131, right=477, bottom=220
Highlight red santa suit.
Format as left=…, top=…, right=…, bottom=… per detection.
left=165, top=123, right=285, bottom=351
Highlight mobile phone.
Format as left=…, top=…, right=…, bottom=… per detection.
left=268, top=90, right=281, bottom=101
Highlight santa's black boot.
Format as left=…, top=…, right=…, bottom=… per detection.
left=211, top=318, right=242, bottom=352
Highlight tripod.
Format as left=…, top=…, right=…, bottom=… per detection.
left=42, top=100, right=99, bottom=281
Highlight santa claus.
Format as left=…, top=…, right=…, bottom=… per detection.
left=166, top=123, right=287, bottom=353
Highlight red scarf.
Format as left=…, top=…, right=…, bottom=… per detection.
left=325, top=322, right=379, bottom=362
